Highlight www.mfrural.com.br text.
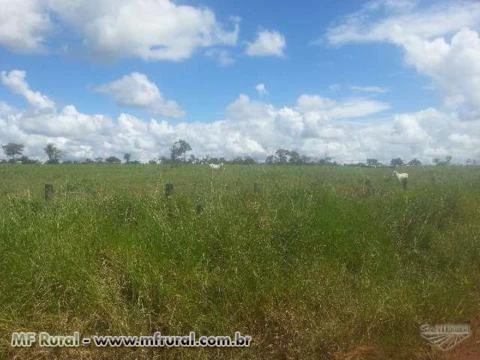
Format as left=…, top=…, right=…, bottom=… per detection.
left=11, top=331, right=252, bottom=348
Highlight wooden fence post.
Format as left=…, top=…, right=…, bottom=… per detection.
left=45, top=184, right=54, bottom=201
left=165, top=183, right=174, bottom=197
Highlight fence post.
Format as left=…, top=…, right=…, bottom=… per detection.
left=45, top=184, right=54, bottom=201
left=165, top=183, right=174, bottom=197
left=364, top=179, right=374, bottom=196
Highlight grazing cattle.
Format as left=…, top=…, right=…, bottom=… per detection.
left=209, top=163, right=224, bottom=170
left=393, top=170, right=408, bottom=189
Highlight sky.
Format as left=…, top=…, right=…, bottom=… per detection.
left=0, top=0, right=480, bottom=164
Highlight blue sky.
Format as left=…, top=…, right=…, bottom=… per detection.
left=0, top=0, right=479, bottom=163
left=0, top=1, right=434, bottom=119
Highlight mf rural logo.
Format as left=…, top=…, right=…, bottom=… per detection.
left=420, top=324, right=471, bottom=351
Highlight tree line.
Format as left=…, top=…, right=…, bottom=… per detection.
left=0, top=140, right=472, bottom=166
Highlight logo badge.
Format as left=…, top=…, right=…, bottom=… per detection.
left=420, top=324, right=471, bottom=351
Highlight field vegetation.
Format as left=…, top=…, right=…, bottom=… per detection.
left=0, top=164, right=479, bottom=359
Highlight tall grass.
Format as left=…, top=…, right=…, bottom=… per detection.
left=0, top=164, right=479, bottom=359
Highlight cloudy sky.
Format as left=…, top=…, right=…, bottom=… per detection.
left=0, top=0, right=479, bottom=163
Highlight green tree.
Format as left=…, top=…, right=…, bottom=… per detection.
left=44, top=143, right=62, bottom=164
left=390, top=157, right=404, bottom=167
left=19, top=156, right=39, bottom=164
left=318, top=156, right=334, bottom=165
left=433, top=156, right=452, bottom=166
left=367, top=158, right=380, bottom=167
left=170, top=140, right=192, bottom=162
left=275, top=149, right=290, bottom=164
left=265, top=155, right=275, bottom=164
left=105, top=156, right=121, bottom=164
left=2, top=143, right=24, bottom=162
left=408, top=158, right=422, bottom=166
left=288, top=150, right=302, bottom=164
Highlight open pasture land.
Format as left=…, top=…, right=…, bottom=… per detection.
left=0, top=165, right=479, bottom=359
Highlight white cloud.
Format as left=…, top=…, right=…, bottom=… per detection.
left=246, top=30, right=286, bottom=57
left=1, top=70, right=479, bottom=164
left=325, top=0, right=480, bottom=117
left=19, top=105, right=113, bottom=138
left=0, top=101, right=15, bottom=115
left=402, top=29, right=480, bottom=117
left=1, top=70, right=55, bottom=110
left=297, top=94, right=390, bottom=120
left=326, top=1, right=480, bottom=45
left=0, top=0, right=240, bottom=61
left=0, top=0, right=51, bottom=53
left=350, top=85, right=389, bottom=94
left=94, top=72, right=185, bottom=118
left=205, top=48, right=235, bottom=67
left=328, top=84, right=389, bottom=94
left=49, top=0, right=240, bottom=61
left=297, top=95, right=337, bottom=111
left=256, top=83, right=268, bottom=97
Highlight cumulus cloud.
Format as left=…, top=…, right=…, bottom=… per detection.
left=1, top=70, right=479, bottom=164
left=0, top=101, right=15, bottom=115
left=325, top=0, right=480, bottom=117
left=0, top=0, right=240, bottom=61
left=1, top=70, right=55, bottom=110
left=0, top=0, right=51, bottom=53
left=94, top=72, right=185, bottom=118
left=246, top=30, right=286, bottom=57
left=19, top=105, right=113, bottom=138
left=401, top=28, right=480, bottom=118
left=256, top=83, right=268, bottom=97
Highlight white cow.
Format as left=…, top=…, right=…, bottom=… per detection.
left=209, top=163, right=224, bottom=170
left=393, top=170, right=408, bottom=188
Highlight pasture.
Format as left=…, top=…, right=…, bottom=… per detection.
left=0, top=164, right=479, bottom=359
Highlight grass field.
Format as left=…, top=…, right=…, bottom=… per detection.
left=0, top=164, right=479, bottom=359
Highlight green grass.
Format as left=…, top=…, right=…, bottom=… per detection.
left=0, top=164, right=479, bottom=359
